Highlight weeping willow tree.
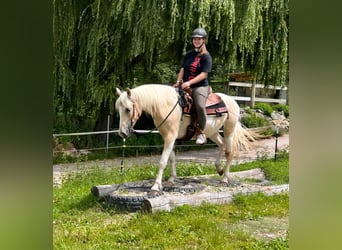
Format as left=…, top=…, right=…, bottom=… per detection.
left=53, top=0, right=288, bottom=142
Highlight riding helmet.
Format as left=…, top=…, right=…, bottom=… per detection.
left=192, top=28, right=207, bottom=38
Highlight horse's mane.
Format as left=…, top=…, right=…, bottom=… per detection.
left=131, top=84, right=179, bottom=115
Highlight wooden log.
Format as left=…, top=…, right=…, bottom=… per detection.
left=91, top=184, right=121, bottom=198
left=141, top=196, right=171, bottom=213
left=142, top=192, right=233, bottom=213
left=142, top=184, right=289, bottom=213
left=91, top=179, right=154, bottom=198
left=229, top=168, right=264, bottom=180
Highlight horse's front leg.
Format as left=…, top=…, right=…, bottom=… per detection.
left=166, top=149, right=176, bottom=185
left=150, top=139, right=175, bottom=197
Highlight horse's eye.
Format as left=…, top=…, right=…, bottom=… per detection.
left=125, top=108, right=130, bottom=113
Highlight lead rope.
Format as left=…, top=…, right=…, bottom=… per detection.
left=120, top=138, right=126, bottom=173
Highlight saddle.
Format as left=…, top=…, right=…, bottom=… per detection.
left=180, top=87, right=228, bottom=116
left=177, top=87, right=229, bottom=141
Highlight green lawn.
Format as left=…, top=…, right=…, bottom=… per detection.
left=54, top=153, right=289, bottom=249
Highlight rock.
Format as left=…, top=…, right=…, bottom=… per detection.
left=271, top=111, right=286, bottom=120
left=53, top=142, right=78, bottom=157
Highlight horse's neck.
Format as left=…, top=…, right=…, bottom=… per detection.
left=133, top=85, right=179, bottom=120
left=139, top=101, right=168, bottom=120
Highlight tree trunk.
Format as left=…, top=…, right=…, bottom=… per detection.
left=251, top=81, right=256, bottom=108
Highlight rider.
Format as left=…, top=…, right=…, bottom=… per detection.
left=173, top=28, right=212, bottom=145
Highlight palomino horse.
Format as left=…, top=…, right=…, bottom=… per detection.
left=115, top=84, right=260, bottom=197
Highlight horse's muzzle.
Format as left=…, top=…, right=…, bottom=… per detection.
left=119, top=130, right=128, bottom=139
left=119, top=127, right=132, bottom=139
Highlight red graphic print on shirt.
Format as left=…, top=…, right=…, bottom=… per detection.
left=188, top=56, right=201, bottom=80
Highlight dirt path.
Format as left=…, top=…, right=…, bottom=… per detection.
left=53, top=133, right=289, bottom=186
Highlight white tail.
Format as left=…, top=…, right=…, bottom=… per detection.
left=232, top=123, right=269, bottom=153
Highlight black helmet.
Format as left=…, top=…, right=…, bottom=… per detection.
left=192, top=28, right=207, bottom=38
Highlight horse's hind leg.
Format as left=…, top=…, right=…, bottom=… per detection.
left=210, top=129, right=235, bottom=184
left=220, top=132, right=235, bottom=185
left=208, top=132, right=226, bottom=176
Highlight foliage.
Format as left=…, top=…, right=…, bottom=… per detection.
left=53, top=0, right=289, bottom=146
left=54, top=155, right=289, bottom=249
left=254, top=102, right=273, bottom=117
left=273, top=103, right=289, bottom=118
left=232, top=149, right=289, bottom=184
left=241, top=113, right=269, bottom=128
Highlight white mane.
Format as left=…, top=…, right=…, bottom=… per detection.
left=130, top=84, right=179, bottom=116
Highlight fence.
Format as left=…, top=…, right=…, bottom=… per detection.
left=52, top=127, right=219, bottom=157
left=53, top=82, right=287, bottom=157
left=213, top=81, right=288, bottom=105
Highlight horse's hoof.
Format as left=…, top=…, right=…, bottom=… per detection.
left=217, top=169, right=224, bottom=176
left=147, top=190, right=164, bottom=198
left=220, top=180, right=241, bottom=187
left=219, top=181, right=228, bottom=187
left=164, top=181, right=175, bottom=187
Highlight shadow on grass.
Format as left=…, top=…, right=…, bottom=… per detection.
left=66, top=193, right=99, bottom=211
left=69, top=192, right=135, bottom=215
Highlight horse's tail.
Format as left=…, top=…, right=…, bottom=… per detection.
left=232, top=122, right=269, bottom=153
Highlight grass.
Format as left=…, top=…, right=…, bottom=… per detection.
left=54, top=152, right=289, bottom=249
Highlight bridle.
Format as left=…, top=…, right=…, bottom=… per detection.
left=127, top=98, right=140, bottom=134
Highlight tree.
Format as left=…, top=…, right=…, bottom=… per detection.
left=53, top=0, right=289, bottom=141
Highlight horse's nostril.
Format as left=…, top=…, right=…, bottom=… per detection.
left=119, top=129, right=129, bottom=139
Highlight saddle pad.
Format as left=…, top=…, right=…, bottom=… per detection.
left=182, top=92, right=228, bottom=116
left=205, top=101, right=228, bottom=116
left=183, top=100, right=228, bottom=116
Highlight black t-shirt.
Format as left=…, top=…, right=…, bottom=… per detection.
left=182, top=50, right=212, bottom=88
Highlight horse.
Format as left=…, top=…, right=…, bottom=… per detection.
left=115, top=84, right=262, bottom=197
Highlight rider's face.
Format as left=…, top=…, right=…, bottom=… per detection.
left=192, top=37, right=204, bottom=48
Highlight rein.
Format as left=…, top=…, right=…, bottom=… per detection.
left=131, top=97, right=181, bottom=135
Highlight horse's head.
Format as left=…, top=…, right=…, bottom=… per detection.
left=115, top=88, right=141, bottom=138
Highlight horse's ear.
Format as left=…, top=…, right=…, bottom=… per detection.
left=126, top=88, right=132, bottom=97
left=116, top=88, right=122, bottom=96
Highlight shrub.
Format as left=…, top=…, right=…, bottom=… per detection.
left=273, top=104, right=289, bottom=118
left=254, top=103, right=273, bottom=117
left=241, top=113, right=269, bottom=128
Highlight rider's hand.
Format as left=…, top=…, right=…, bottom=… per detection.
left=181, top=82, right=190, bottom=90
left=173, top=80, right=182, bottom=88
